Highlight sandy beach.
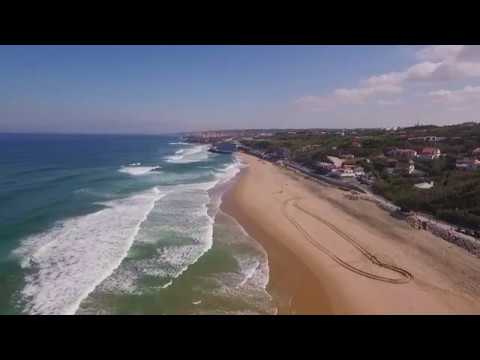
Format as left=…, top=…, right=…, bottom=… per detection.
left=221, top=153, right=480, bottom=314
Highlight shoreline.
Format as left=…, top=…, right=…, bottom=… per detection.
left=221, top=153, right=480, bottom=314
left=221, top=158, right=341, bottom=314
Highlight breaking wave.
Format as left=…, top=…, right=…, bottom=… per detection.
left=169, top=142, right=190, bottom=145
left=119, top=165, right=161, bottom=176
left=164, top=145, right=210, bottom=164
left=12, top=188, right=166, bottom=315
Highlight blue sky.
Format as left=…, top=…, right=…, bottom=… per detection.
left=1, top=45, right=479, bottom=133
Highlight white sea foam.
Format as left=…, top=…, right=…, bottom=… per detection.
left=204, top=209, right=275, bottom=314
left=119, top=165, right=161, bottom=176
left=235, top=251, right=270, bottom=290
left=215, top=158, right=242, bottom=185
left=21, top=155, right=256, bottom=314
left=160, top=280, right=173, bottom=289
left=94, top=266, right=140, bottom=295
left=84, top=180, right=220, bottom=298
left=13, top=188, right=166, bottom=315
left=225, top=211, right=271, bottom=291
left=164, top=145, right=210, bottom=164
left=169, top=142, right=190, bottom=145
left=206, top=157, right=243, bottom=212
left=133, top=182, right=217, bottom=280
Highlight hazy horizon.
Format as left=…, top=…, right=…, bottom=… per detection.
left=0, top=121, right=467, bottom=137
left=2, top=45, right=480, bottom=134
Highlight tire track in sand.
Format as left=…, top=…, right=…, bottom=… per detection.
left=282, top=197, right=413, bottom=284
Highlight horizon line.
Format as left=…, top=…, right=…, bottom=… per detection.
left=1, top=121, right=477, bottom=137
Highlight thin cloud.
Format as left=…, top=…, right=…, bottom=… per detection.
left=417, top=45, right=464, bottom=62
left=295, top=45, right=480, bottom=113
left=429, top=85, right=480, bottom=104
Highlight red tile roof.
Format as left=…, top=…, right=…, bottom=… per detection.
left=421, top=147, right=440, bottom=155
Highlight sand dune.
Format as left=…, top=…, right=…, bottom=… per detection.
left=221, top=153, right=480, bottom=314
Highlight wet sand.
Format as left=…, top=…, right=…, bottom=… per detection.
left=221, top=153, right=480, bottom=314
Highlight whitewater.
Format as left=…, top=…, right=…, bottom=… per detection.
left=2, top=135, right=275, bottom=315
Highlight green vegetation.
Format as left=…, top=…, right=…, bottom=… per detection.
left=374, top=171, right=480, bottom=230
left=241, top=122, right=480, bottom=230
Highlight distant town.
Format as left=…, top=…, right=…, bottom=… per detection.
left=183, top=122, right=480, bottom=239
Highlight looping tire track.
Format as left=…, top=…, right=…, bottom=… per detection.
left=282, top=197, right=413, bottom=284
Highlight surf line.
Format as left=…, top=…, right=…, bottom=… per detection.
left=282, top=197, right=413, bottom=284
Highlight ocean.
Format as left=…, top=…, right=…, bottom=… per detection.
left=0, top=133, right=276, bottom=315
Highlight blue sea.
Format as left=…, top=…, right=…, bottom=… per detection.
left=0, top=133, right=275, bottom=315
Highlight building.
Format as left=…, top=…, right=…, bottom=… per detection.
left=352, top=140, right=362, bottom=148
left=354, top=166, right=365, bottom=177
left=263, top=147, right=290, bottom=161
left=340, top=168, right=355, bottom=177
left=382, top=159, right=416, bottom=176
left=314, top=161, right=335, bottom=174
left=419, top=147, right=441, bottom=160
left=326, top=156, right=343, bottom=168
left=328, top=163, right=365, bottom=178
left=209, top=142, right=237, bottom=154
left=330, top=168, right=355, bottom=178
